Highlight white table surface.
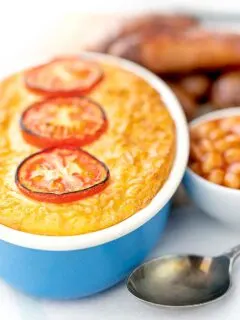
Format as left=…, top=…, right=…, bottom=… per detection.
left=1, top=7, right=240, bottom=320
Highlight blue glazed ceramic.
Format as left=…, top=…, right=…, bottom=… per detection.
left=0, top=202, right=170, bottom=299
left=0, top=53, right=189, bottom=299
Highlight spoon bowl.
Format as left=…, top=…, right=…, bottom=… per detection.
left=127, top=245, right=240, bottom=308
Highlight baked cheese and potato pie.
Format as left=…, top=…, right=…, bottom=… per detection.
left=0, top=56, right=175, bottom=235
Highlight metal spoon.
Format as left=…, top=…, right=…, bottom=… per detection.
left=127, top=245, right=240, bottom=308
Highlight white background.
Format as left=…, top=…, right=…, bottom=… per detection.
left=0, top=0, right=239, bottom=13
left=0, top=1, right=240, bottom=319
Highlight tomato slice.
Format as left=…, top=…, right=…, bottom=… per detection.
left=16, top=147, right=110, bottom=203
left=20, top=96, right=108, bottom=148
left=24, top=56, right=103, bottom=96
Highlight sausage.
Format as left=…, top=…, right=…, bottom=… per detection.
left=90, top=14, right=198, bottom=53
left=211, top=71, right=240, bottom=108
left=166, top=82, right=198, bottom=120
left=179, top=74, right=212, bottom=101
left=108, top=29, right=240, bottom=74
left=118, top=14, right=199, bottom=36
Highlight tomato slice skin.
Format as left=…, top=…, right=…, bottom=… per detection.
left=15, top=147, right=110, bottom=203
left=20, top=96, right=108, bottom=148
left=24, top=56, right=103, bottom=97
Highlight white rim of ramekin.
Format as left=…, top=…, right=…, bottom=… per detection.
left=187, top=107, right=240, bottom=193
left=0, top=52, right=189, bottom=251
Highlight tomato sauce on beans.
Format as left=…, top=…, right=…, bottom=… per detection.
left=189, top=116, right=240, bottom=189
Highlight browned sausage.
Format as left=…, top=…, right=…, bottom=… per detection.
left=90, top=14, right=198, bottom=53
left=211, top=71, right=240, bottom=108
left=179, top=74, right=212, bottom=101
left=166, top=82, right=198, bottom=120
left=118, top=14, right=199, bottom=36
left=108, top=29, right=240, bottom=74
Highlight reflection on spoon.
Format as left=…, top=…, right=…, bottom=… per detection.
left=127, top=245, right=240, bottom=307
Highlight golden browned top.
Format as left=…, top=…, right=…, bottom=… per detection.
left=0, top=63, right=175, bottom=235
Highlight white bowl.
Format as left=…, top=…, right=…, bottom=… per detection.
left=184, top=107, right=240, bottom=228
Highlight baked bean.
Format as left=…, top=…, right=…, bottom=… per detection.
left=208, top=128, right=225, bottom=141
left=199, top=139, right=214, bottom=152
left=190, top=143, right=204, bottom=161
left=232, top=125, right=240, bottom=135
left=214, top=139, right=229, bottom=152
left=214, top=135, right=240, bottom=152
left=189, top=116, right=240, bottom=190
left=207, top=169, right=224, bottom=185
left=201, top=152, right=223, bottom=174
left=227, top=163, right=240, bottom=175
left=189, top=162, right=202, bottom=175
left=220, top=117, right=240, bottom=132
left=225, top=134, right=240, bottom=148
left=224, top=148, right=240, bottom=164
left=224, top=172, right=240, bottom=189
left=193, top=122, right=217, bottom=139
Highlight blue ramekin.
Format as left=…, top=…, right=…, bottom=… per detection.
left=0, top=53, right=189, bottom=299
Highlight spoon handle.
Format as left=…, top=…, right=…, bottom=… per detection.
left=224, top=244, right=240, bottom=263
